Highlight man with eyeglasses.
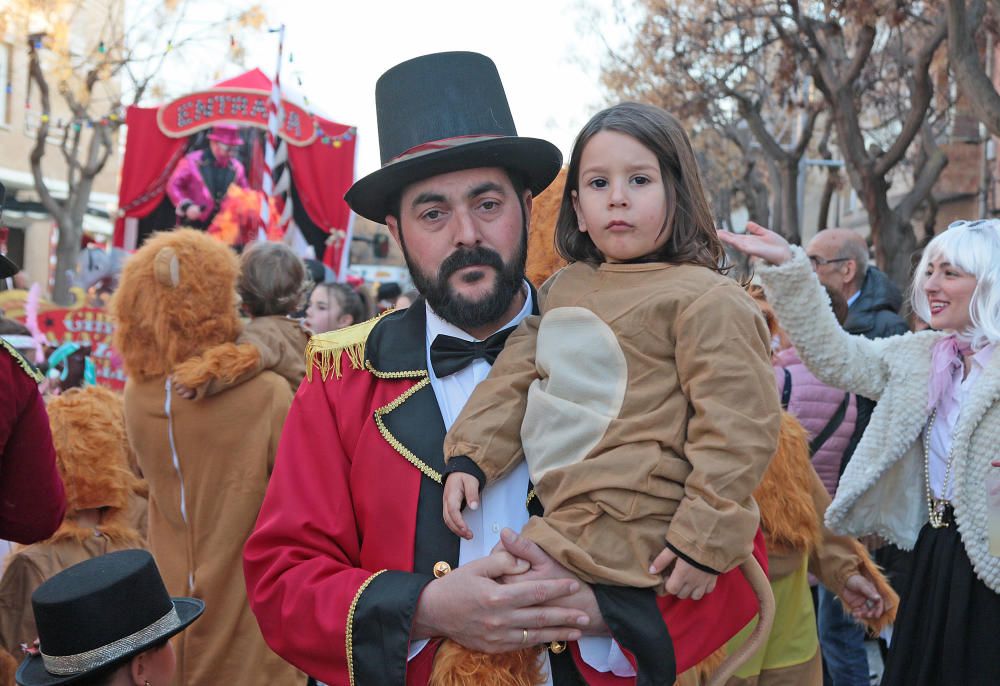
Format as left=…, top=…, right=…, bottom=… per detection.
left=805, top=228, right=907, bottom=340
left=805, top=227, right=908, bottom=686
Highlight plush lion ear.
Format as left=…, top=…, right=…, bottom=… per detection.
left=153, top=247, right=180, bottom=288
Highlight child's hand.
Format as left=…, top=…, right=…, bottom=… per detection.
left=650, top=547, right=718, bottom=600
left=840, top=573, right=888, bottom=620
left=171, top=377, right=197, bottom=400
left=442, top=473, right=480, bottom=540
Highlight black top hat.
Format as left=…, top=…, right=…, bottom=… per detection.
left=345, top=52, right=563, bottom=223
left=17, top=550, right=204, bottom=686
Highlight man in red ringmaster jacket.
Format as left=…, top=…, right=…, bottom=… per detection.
left=1, top=254, right=65, bottom=544
left=243, top=52, right=767, bottom=686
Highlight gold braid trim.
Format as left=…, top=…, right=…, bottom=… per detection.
left=374, top=377, right=443, bottom=483
left=346, top=569, right=388, bottom=686
left=1, top=338, right=43, bottom=382
left=304, top=311, right=392, bottom=382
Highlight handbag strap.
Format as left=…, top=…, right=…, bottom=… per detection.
left=810, top=392, right=851, bottom=457
left=781, top=368, right=792, bottom=410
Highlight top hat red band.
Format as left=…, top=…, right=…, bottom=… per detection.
left=388, top=134, right=506, bottom=165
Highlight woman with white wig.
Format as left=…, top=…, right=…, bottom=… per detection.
left=720, top=220, right=1000, bottom=686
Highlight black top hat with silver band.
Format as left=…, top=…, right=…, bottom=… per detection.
left=344, top=51, right=562, bottom=224
left=17, top=550, right=203, bottom=686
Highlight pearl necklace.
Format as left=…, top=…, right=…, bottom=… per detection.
left=924, top=409, right=956, bottom=528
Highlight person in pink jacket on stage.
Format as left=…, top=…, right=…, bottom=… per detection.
left=166, top=124, right=248, bottom=229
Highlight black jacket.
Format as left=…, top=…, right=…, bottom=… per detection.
left=844, top=266, right=909, bottom=340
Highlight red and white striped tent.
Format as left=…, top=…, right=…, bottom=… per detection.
left=112, top=69, right=357, bottom=276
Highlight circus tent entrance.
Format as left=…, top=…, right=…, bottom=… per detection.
left=112, top=68, right=357, bottom=274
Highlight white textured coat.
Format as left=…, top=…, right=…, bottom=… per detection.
left=758, top=247, right=1000, bottom=592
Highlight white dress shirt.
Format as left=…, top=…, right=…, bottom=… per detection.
left=928, top=343, right=995, bottom=499
left=407, top=285, right=634, bottom=680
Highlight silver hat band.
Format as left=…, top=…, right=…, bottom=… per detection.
left=41, top=607, right=181, bottom=676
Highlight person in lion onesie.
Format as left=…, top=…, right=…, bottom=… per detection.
left=434, top=175, right=893, bottom=686
left=426, top=168, right=779, bottom=686
left=0, top=386, right=145, bottom=682
left=110, top=229, right=303, bottom=686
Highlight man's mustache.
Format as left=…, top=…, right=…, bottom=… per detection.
left=438, top=247, right=504, bottom=283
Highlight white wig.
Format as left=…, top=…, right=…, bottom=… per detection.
left=911, top=219, right=1000, bottom=349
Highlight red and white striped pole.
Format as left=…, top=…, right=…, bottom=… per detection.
left=261, top=24, right=285, bottom=239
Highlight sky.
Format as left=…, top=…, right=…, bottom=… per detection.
left=225, top=0, right=624, bottom=178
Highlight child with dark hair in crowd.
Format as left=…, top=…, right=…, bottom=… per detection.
left=172, top=241, right=310, bottom=398
left=303, top=282, right=372, bottom=334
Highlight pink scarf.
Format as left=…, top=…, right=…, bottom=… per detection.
left=927, top=335, right=972, bottom=412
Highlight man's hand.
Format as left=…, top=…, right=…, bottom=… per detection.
left=411, top=546, right=588, bottom=652
left=497, top=528, right=608, bottom=636
left=442, top=473, right=479, bottom=540
left=184, top=204, right=202, bottom=221
left=650, top=547, right=717, bottom=600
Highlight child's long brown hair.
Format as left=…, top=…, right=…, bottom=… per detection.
left=555, top=102, right=729, bottom=272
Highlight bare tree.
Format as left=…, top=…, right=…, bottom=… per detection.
left=770, top=2, right=949, bottom=288
left=2, top=0, right=265, bottom=303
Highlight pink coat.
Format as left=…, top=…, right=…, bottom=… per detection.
left=166, top=150, right=247, bottom=223
left=774, top=346, right=858, bottom=497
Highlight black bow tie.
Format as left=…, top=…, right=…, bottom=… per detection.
left=430, top=328, right=514, bottom=378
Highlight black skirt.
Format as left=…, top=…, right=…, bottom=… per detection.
left=881, top=508, right=1000, bottom=686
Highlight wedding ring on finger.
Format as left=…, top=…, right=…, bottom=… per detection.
left=865, top=599, right=876, bottom=610
left=522, top=629, right=529, bottom=644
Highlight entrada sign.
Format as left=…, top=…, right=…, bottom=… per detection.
left=157, top=88, right=318, bottom=146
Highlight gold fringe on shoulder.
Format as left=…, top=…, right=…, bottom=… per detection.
left=305, top=311, right=391, bottom=382
left=1, top=337, right=43, bottom=382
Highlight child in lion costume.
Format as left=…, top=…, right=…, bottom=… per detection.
left=110, top=229, right=303, bottom=686
left=434, top=171, right=894, bottom=686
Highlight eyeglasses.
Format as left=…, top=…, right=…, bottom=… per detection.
left=807, top=254, right=851, bottom=267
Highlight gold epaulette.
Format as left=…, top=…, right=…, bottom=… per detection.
left=305, top=310, right=392, bottom=382
left=1, top=337, right=44, bottom=383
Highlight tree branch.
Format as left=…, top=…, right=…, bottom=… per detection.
left=838, top=24, right=877, bottom=91
left=733, top=91, right=792, bottom=163
left=947, top=0, right=1000, bottom=137
left=875, top=13, right=947, bottom=175
left=895, top=129, right=948, bottom=223
left=26, top=39, right=65, bottom=223
left=82, top=123, right=113, bottom=179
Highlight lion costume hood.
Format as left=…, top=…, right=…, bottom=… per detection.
left=45, top=386, right=144, bottom=546
left=111, top=229, right=243, bottom=381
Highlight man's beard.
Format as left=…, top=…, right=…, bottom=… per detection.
left=401, top=226, right=528, bottom=331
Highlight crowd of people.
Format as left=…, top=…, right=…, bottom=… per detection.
left=1, top=50, right=999, bottom=686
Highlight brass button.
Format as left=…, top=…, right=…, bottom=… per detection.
left=548, top=641, right=567, bottom=654
left=433, top=561, right=452, bottom=578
